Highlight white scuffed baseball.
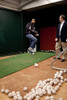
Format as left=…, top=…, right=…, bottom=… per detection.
left=23, top=87, right=28, bottom=92
left=38, top=91, right=43, bottom=97
left=6, top=99, right=9, bottom=100
left=35, top=99, right=39, bottom=100
left=34, top=63, right=38, bottom=67
left=64, top=78, right=67, bottom=82
left=24, top=96, right=27, bottom=100
left=48, top=91, right=52, bottom=96
left=56, top=79, right=59, bottom=83
left=52, top=90, right=56, bottom=94
left=50, top=81, right=54, bottom=85
left=60, top=71, right=63, bottom=74
left=55, top=85, right=59, bottom=91
left=60, top=76, right=64, bottom=80
left=64, top=70, right=67, bottom=73
left=17, top=94, right=21, bottom=98
left=18, top=96, right=23, bottom=100
left=11, top=91, right=16, bottom=97
left=31, top=88, right=35, bottom=92
left=14, top=96, right=18, bottom=100
left=36, top=96, right=40, bottom=100
left=16, top=91, right=20, bottom=95
left=27, top=97, right=32, bottom=100
left=35, top=91, right=39, bottom=95
left=51, top=99, right=54, bottom=100
left=60, top=80, right=64, bottom=84
left=54, top=81, right=58, bottom=85
left=42, top=90, right=47, bottom=95
left=12, top=91, right=15, bottom=94
left=50, top=96, right=54, bottom=99
left=1, top=89, right=5, bottom=93
left=5, top=89, right=9, bottom=94
left=8, top=93, right=13, bottom=98
left=58, top=97, right=63, bottom=100
left=58, top=83, right=62, bottom=87
left=45, top=96, right=50, bottom=100
left=47, top=78, right=50, bottom=82
left=31, top=94, right=35, bottom=99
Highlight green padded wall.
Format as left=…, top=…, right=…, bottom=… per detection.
left=0, top=9, right=23, bottom=53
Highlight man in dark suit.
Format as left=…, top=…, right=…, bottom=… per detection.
left=55, top=14, right=67, bottom=62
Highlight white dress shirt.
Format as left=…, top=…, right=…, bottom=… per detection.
left=59, top=21, right=65, bottom=36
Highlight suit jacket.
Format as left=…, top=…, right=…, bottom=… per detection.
left=56, top=21, right=67, bottom=42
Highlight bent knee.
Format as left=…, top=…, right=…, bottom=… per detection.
left=35, top=38, right=37, bottom=42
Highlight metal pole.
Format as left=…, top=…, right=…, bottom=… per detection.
left=51, top=47, right=67, bottom=71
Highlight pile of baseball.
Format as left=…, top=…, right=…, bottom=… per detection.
left=0, top=86, right=28, bottom=100
left=0, top=70, right=67, bottom=100
left=0, top=89, right=23, bottom=100
left=24, top=70, right=67, bottom=100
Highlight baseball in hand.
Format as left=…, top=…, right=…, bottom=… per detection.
left=55, top=38, right=58, bottom=42
left=35, top=34, right=39, bottom=36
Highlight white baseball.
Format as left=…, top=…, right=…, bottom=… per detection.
left=34, top=63, right=38, bottom=67
left=64, top=70, right=67, bottom=73
left=17, top=94, right=21, bottom=98
left=42, top=90, right=47, bottom=95
left=23, top=87, right=28, bottom=92
left=18, top=96, right=23, bottom=100
left=50, top=96, right=54, bottom=99
left=24, top=96, right=27, bottom=100
left=59, top=97, right=63, bottom=100
left=45, top=96, right=50, bottom=100
left=6, top=99, right=9, bottom=100
left=55, top=38, right=58, bottom=41
left=47, top=91, right=52, bottom=96
left=31, top=88, right=35, bottom=91
left=36, top=96, right=40, bottom=100
left=5, top=89, right=9, bottom=94
left=58, top=83, right=62, bottom=87
left=60, top=80, right=64, bottom=84
left=14, top=96, right=18, bottom=100
left=16, top=91, right=20, bottom=95
left=52, top=90, right=56, bottom=94
left=60, top=76, right=64, bottom=80
left=27, top=97, right=31, bottom=100
left=54, top=81, right=58, bottom=85
left=38, top=91, right=43, bottom=96
left=60, top=71, right=63, bottom=74
left=11, top=91, right=16, bottom=97
left=64, top=78, right=67, bottom=82
left=8, top=93, right=13, bottom=98
left=1, top=89, right=5, bottom=93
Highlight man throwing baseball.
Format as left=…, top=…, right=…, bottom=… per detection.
left=26, top=19, right=39, bottom=54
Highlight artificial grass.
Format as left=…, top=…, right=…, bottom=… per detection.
left=0, top=52, right=55, bottom=78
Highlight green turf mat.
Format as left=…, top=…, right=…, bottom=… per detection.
left=0, top=52, right=55, bottom=78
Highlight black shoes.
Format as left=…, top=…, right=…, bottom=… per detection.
left=54, top=57, right=61, bottom=60
left=54, top=57, right=66, bottom=62
left=61, top=59, right=65, bottom=62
